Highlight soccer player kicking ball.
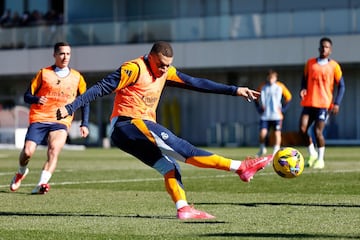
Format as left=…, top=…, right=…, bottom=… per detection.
left=57, top=41, right=273, bottom=219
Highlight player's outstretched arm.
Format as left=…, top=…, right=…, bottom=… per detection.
left=56, top=69, right=122, bottom=120
left=171, top=70, right=260, bottom=101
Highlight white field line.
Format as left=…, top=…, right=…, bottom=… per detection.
left=0, top=168, right=359, bottom=188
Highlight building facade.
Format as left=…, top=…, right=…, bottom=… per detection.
left=0, top=0, right=359, bottom=146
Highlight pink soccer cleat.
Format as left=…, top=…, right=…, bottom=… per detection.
left=31, top=183, right=50, bottom=194
left=236, top=155, right=273, bottom=182
left=177, top=206, right=215, bottom=220
left=10, top=168, right=29, bottom=192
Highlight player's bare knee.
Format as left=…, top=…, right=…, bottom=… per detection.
left=22, top=146, right=35, bottom=159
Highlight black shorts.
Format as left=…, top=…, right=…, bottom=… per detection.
left=301, top=107, right=328, bottom=122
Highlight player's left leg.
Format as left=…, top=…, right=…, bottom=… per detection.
left=32, top=125, right=67, bottom=194
left=300, top=108, right=318, bottom=167
left=313, top=119, right=326, bottom=169
left=140, top=120, right=272, bottom=182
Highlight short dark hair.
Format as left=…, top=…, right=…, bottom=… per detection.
left=267, top=69, right=278, bottom=78
left=320, top=37, right=332, bottom=46
left=54, top=42, right=70, bottom=53
left=150, top=41, right=173, bottom=57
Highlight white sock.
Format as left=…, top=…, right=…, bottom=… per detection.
left=229, top=160, right=242, bottom=172
left=308, top=143, right=317, bottom=156
left=37, top=170, right=52, bottom=185
left=318, top=147, right=325, bottom=161
left=176, top=200, right=189, bottom=210
left=273, top=145, right=280, bottom=154
left=19, top=165, right=28, bottom=174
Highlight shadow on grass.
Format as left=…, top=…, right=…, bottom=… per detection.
left=201, top=232, right=360, bottom=239
left=0, top=190, right=29, bottom=195
left=0, top=211, right=176, bottom=219
left=0, top=211, right=225, bottom=223
left=198, top=202, right=360, bottom=208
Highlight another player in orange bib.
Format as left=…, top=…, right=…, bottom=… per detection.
left=299, top=37, right=345, bottom=169
left=10, top=42, right=90, bottom=194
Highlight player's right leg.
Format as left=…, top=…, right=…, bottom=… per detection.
left=10, top=168, right=29, bottom=192
left=154, top=157, right=215, bottom=219
left=10, top=123, right=51, bottom=192
left=10, top=140, right=37, bottom=191
left=256, top=121, right=268, bottom=157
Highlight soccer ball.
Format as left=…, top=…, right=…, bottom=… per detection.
left=273, top=147, right=304, bottom=178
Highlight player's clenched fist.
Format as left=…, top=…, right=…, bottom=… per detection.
left=56, top=107, right=69, bottom=120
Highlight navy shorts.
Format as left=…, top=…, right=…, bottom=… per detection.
left=25, top=122, right=67, bottom=146
left=301, top=107, right=328, bottom=122
left=110, top=117, right=212, bottom=167
left=259, top=120, right=282, bottom=131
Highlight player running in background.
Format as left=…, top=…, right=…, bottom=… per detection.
left=10, top=42, right=90, bottom=194
left=299, top=37, right=345, bottom=169
left=57, top=41, right=273, bottom=220
left=255, top=69, right=292, bottom=157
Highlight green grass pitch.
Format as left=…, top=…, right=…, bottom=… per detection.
left=0, top=146, right=359, bottom=240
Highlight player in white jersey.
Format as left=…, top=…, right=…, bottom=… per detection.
left=255, top=70, right=292, bottom=156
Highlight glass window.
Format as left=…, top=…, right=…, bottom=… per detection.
left=126, top=0, right=142, bottom=20
left=4, top=0, right=49, bottom=17
left=293, top=11, right=321, bottom=35
left=125, top=0, right=173, bottom=20
left=267, top=0, right=349, bottom=12
left=218, top=0, right=230, bottom=15
left=143, top=0, right=172, bottom=19
left=114, top=0, right=127, bottom=21
left=204, top=0, right=219, bottom=16
left=28, top=0, right=48, bottom=13
left=230, top=0, right=264, bottom=14
left=4, top=0, right=23, bottom=14
left=229, top=13, right=262, bottom=39
left=264, top=12, right=293, bottom=37
left=324, top=9, right=351, bottom=34
left=178, top=0, right=202, bottom=18
left=68, top=0, right=113, bottom=22
left=355, top=8, right=360, bottom=32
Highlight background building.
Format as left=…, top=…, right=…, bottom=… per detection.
left=1, top=0, right=360, bottom=146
